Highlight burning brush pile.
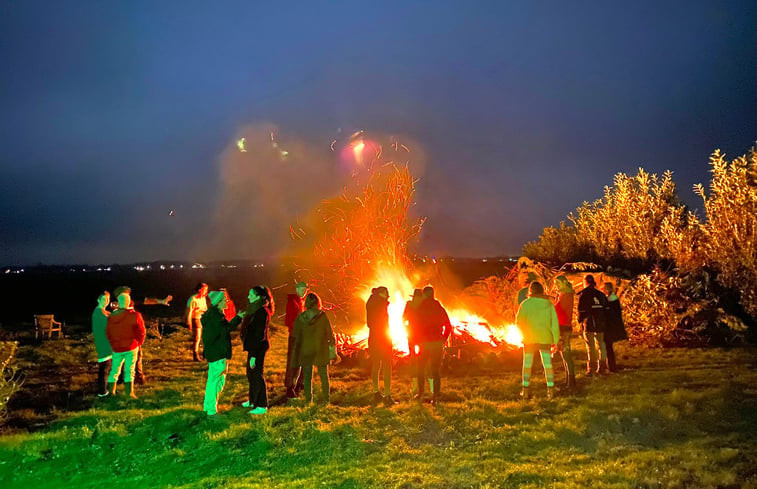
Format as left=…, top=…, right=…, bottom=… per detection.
left=286, top=134, right=523, bottom=360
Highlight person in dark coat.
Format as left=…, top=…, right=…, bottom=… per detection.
left=292, top=292, right=337, bottom=404
left=577, top=274, right=609, bottom=375
left=415, top=286, right=451, bottom=404
left=367, top=286, right=396, bottom=405
left=201, top=290, right=244, bottom=416
left=240, top=286, right=274, bottom=415
left=403, top=289, right=424, bottom=396
left=603, top=282, right=628, bottom=372
left=284, top=281, right=308, bottom=398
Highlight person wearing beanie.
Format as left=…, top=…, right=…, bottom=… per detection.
left=577, top=274, right=609, bottom=375
left=367, top=286, right=396, bottom=406
left=284, top=281, right=308, bottom=398
left=106, top=292, right=146, bottom=399
left=403, top=289, right=424, bottom=396
left=201, top=290, right=245, bottom=416
left=516, top=281, right=560, bottom=400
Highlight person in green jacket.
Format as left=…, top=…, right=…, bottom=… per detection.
left=92, top=291, right=112, bottom=397
left=292, top=292, right=336, bottom=404
left=515, top=281, right=560, bottom=400
left=201, top=290, right=245, bottom=416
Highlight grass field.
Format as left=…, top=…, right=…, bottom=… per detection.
left=1, top=322, right=756, bottom=489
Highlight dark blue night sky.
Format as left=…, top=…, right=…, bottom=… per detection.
left=2, top=1, right=756, bottom=264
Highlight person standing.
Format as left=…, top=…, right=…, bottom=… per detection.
left=403, top=289, right=424, bottom=396
left=415, top=286, right=451, bottom=404
left=577, top=274, right=609, bottom=375
left=187, top=283, right=209, bottom=361
left=284, top=281, right=308, bottom=399
left=240, top=286, right=274, bottom=415
left=292, top=293, right=337, bottom=404
left=516, top=281, right=560, bottom=400
left=516, top=272, right=539, bottom=307
left=106, top=292, right=146, bottom=399
left=92, top=291, right=112, bottom=397
left=367, top=286, right=396, bottom=405
left=112, top=285, right=172, bottom=385
left=201, top=290, right=245, bottom=416
left=553, top=275, right=577, bottom=390
left=603, top=282, right=628, bottom=372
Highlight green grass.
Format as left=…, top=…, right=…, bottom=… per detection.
left=1, top=324, right=756, bottom=489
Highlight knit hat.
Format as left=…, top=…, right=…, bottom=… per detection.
left=208, top=290, right=226, bottom=306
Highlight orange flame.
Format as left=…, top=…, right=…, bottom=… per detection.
left=352, top=266, right=523, bottom=356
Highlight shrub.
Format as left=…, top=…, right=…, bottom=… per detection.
left=0, top=341, right=23, bottom=422
left=694, top=148, right=757, bottom=317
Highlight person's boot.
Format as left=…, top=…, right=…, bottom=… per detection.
left=107, top=382, right=116, bottom=396
left=568, top=374, right=577, bottom=390
left=372, top=392, right=384, bottom=405
left=546, top=386, right=556, bottom=400
left=519, top=386, right=531, bottom=400
left=383, top=394, right=399, bottom=406
left=125, top=382, right=138, bottom=399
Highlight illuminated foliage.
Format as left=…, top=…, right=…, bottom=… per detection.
left=523, top=146, right=757, bottom=331
left=694, top=148, right=757, bottom=317
left=524, top=168, right=701, bottom=271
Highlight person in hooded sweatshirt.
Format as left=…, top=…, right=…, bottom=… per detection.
left=292, top=292, right=337, bottom=404
left=516, top=281, right=560, bottom=400
left=603, top=281, right=628, bottom=372
left=240, top=286, right=274, bottom=415
left=201, top=290, right=245, bottom=416
left=106, top=292, right=146, bottom=399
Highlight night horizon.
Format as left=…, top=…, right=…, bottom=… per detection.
left=2, top=1, right=756, bottom=265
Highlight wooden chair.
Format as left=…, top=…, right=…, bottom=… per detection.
left=34, top=315, right=64, bottom=339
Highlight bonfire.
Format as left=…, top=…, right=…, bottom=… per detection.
left=288, top=134, right=524, bottom=357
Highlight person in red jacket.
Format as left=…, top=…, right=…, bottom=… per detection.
left=553, top=275, right=577, bottom=390
left=284, top=281, right=308, bottom=398
left=106, top=292, right=146, bottom=399
left=415, top=286, right=451, bottom=404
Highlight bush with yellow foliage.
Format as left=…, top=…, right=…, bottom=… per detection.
left=523, top=146, right=757, bottom=340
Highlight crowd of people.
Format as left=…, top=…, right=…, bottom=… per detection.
left=515, top=273, right=628, bottom=399
left=90, top=272, right=627, bottom=415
